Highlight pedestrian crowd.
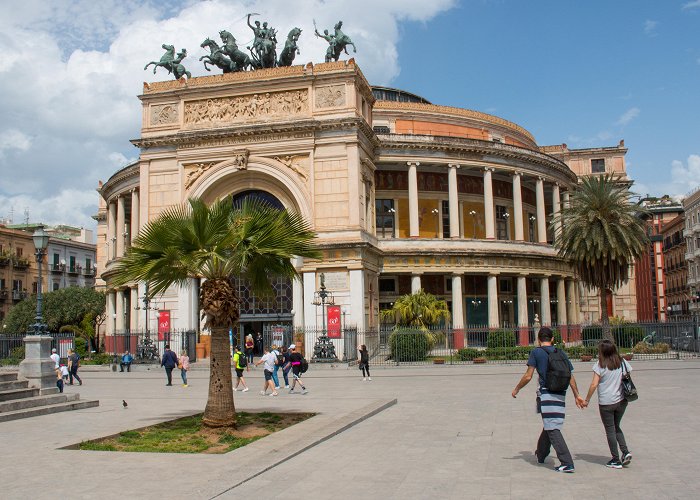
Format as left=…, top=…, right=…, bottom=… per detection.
left=512, top=327, right=636, bottom=473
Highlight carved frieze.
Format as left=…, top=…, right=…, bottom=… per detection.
left=183, top=90, right=309, bottom=128
left=315, top=84, right=346, bottom=109
left=184, top=162, right=217, bottom=190
left=150, top=104, right=178, bottom=126
left=272, top=155, right=309, bottom=180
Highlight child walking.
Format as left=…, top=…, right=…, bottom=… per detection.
left=179, top=350, right=190, bottom=387
left=358, top=344, right=371, bottom=381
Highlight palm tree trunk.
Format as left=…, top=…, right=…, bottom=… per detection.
left=202, top=325, right=236, bottom=427
left=599, top=286, right=613, bottom=342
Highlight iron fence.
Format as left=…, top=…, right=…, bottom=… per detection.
left=108, top=330, right=198, bottom=362
left=0, top=332, right=75, bottom=363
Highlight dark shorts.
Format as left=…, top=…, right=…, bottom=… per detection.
left=292, top=366, right=302, bottom=377
left=235, top=369, right=244, bottom=378
left=264, top=369, right=273, bottom=381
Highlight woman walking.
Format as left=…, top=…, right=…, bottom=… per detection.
left=245, top=334, right=255, bottom=366
left=583, top=339, right=633, bottom=469
left=358, top=344, right=371, bottom=381
left=179, top=350, right=190, bottom=387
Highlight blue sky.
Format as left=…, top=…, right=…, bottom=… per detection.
left=0, top=0, right=698, bottom=229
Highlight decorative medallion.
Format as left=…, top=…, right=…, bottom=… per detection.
left=150, top=103, right=178, bottom=126
left=315, top=84, right=346, bottom=108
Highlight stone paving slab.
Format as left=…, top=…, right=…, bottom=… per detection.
left=2, top=360, right=700, bottom=499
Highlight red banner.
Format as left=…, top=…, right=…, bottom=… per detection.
left=327, top=305, right=341, bottom=338
left=158, top=310, right=171, bottom=341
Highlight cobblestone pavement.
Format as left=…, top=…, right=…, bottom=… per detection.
left=2, top=360, right=699, bottom=499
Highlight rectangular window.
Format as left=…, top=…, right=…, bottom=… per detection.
left=441, top=200, right=450, bottom=238
left=69, top=256, right=76, bottom=272
left=85, top=258, right=92, bottom=270
left=0, top=278, right=5, bottom=289
left=32, top=282, right=37, bottom=294
left=53, top=253, right=59, bottom=265
left=528, top=213, right=536, bottom=242
left=379, top=277, right=397, bottom=293
left=496, top=205, right=510, bottom=240
left=499, top=277, right=513, bottom=293
left=12, top=279, right=22, bottom=291
left=591, top=158, right=605, bottom=173
left=53, top=282, right=59, bottom=292
left=15, top=248, right=23, bottom=257
left=375, top=199, right=395, bottom=238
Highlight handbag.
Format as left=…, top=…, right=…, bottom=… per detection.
left=620, top=359, right=638, bottom=402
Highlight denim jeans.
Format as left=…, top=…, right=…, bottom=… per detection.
left=180, top=368, right=188, bottom=385
left=599, top=399, right=629, bottom=461
left=272, top=365, right=280, bottom=387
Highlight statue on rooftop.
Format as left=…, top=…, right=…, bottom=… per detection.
left=314, top=20, right=356, bottom=62
left=144, top=44, right=191, bottom=79
left=247, top=13, right=278, bottom=69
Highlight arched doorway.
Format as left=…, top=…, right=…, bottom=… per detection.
left=229, top=190, right=293, bottom=349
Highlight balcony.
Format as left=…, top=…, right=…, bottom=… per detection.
left=12, top=257, right=30, bottom=270
left=67, top=266, right=81, bottom=276
left=0, top=289, right=7, bottom=300
left=12, top=290, right=27, bottom=301
left=50, top=263, right=65, bottom=274
left=83, top=268, right=95, bottom=278
left=0, top=256, right=9, bottom=268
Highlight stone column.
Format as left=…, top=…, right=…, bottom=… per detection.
left=408, top=162, right=419, bottom=238
left=513, top=172, right=524, bottom=241
left=484, top=168, right=495, bottom=239
left=130, top=287, right=139, bottom=331
left=517, top=276, right=529, bottom=345
left=451, top=274, right=464, bottom=328
left=131, top=188, right=140, bottom=244
left=487, top=274, right=499, bottom=328
left=566, top=279, right=577, bottom=341
left=540, top=277, right=551, bottom=326
left=115, top=289, right=125, bottom=332
left=292, top=258, right=305, bottom=330
left=557, top=278, right=567, bottom=338
left=107, top=291, right=116, bottom=336
left=562, top=190, right=570, bottom=211
left=448, top=164, right=460, bottom=238
left=116, top=195, right=126, bottom=258
left=107, top=200, right=116, bottom=260
left=536, top=177, right=547, bottom=243
left=411, top=274, right=422, bottom=294
left=349, top=269, right=366, bottom=330
left=19, top=336, right=58, bottom=394
left=552, top=183, right=561, bottom=244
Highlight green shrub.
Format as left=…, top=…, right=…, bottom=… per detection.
left=74, top=337, right=87, bottom=358
left=487, top=329, right=517, bottom=349
left=389, top=329, right=430, bottom=361
left=615, top=326, right=645, bottom=348
left=564, top=345, right=599, bottom=358
left=484, top=346, right=532, bottom=360
left=82, top=353, right=113, bottom=365
left=0, top=345, right=25, bottom=366
left=456, top=347, right=482, bottom=361
left=632, top=341, right=670, bottom=354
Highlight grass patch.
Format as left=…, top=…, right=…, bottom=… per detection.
left=78, top=411, right=314, bottom=454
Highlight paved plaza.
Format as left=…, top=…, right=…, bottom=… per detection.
left=2, top=359, right=700, bottom=499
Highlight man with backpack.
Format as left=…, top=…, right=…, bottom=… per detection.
left=287, top=344, right=308, bottom=394
left=511, top=327, right=585, bottom=473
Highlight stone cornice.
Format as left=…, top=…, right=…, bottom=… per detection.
left=374, top=101, right=536, bottom=145
left=132, top=116, right=379, bottom=150
left=376, top=134, right=577, bottom=184
left=100, top=164, right=140, bottom=201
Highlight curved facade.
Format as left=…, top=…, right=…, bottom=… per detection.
left=97, top=61, right=585, bottom=344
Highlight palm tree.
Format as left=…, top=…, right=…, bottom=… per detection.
left=551, top=175, right=649, bottom=341
left=111, top=197, right=319, bottom=427
left=380, top=290, right=451, bottom=328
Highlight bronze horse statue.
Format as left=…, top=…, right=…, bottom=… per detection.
left=331, top=21, right=356, bottom=61
left=277, top=27, right=302, bottom=67
left=144, top=44, right=191, bottom=79
left=219, top=30, right=253, bottom=72
left=199, top=38, right=235, bottom=73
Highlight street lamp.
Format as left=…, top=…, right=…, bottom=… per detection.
left=341, top=306, right=347, bottom=333
left=31, top=226, right=50, bottom=334
left=311, top=273, right=338, bottom=361
left=469, top=210, right=477, bottom=238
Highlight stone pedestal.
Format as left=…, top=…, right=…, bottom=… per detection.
left=18, top=336, right=59, bottom=395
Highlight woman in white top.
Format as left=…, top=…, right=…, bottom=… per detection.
left=584, top=339, right=633, bottom=469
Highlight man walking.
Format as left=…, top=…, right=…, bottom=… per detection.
left=160, top=345, right=178, bottom=386
left=254, top=346, right=278, bottom=396
left=512, top=327, right=584, bottom=473
left=67, top=349, right=82, bottom=386
left=50, top=348, right=60, bottom=368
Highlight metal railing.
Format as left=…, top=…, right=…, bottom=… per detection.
left=0, top=332, right=75, bottom=363
left=108, top=330, right=198, bottom=362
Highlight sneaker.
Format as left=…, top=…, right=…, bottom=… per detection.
left=535, top=451, right=545, bottom=464
left=362, top=377, right=366, bottom=381
left=233, top=387, right=240, bottom=391
left=270, top=392, right=278, bottom=396
left=183, top=384, right=188, bottom=387
left=274, top=386, right=281, bottom=389
left=622, top=453, right=632, bottom=466
left=242, top=387, right=249, bottom=392
left=554, top=465, right=575, bottom=473
left=259, top=391, right=266, bottom=396
left=301, top=389, right=308, bottom=394
left=289, top=389, right=295, bottom=394
left=605, top=459, right=623, bottom=469
left=284, top=385, right=290, bottom=388
left=368, top=377, right=372, bottom=381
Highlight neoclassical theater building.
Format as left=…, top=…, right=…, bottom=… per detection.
left=96, top=60, right=633, bottom=343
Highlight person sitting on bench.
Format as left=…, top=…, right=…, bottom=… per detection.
left=120, top=351, right=134, bottom=372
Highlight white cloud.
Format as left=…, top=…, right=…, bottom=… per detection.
left=0, top=0, right=456, bottom=230
left=0, top=190, right=98, bottom=228
left=632, top=155, right=700, bottom=199
left=616, top=107, right=640, bottom=126
left=682, top=1, right=700, bottom=9
left=0, top=129, right=32, bottom=156
left=643, top=20, right=658, bottom=36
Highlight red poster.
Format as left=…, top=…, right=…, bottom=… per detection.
left=158, top=310, right=171, bottom=341
left=327, top=305, right=341, bottom=338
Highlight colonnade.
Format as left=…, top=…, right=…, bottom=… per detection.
left=409, top=272, right=580, bottom=328
left=402, top=162, right=565, bottom=242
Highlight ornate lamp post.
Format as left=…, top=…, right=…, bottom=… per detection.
left=31, top=227, right=50, bottom=334
left=132, top=283, right=160, bottom=360
left=311, top=273, right=338, bottom=361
